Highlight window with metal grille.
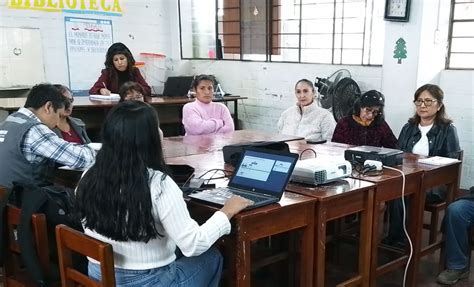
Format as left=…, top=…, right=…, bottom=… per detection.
left=447, top=0, right=474, bottom=69
left=179, top=0, right=385, bottom=65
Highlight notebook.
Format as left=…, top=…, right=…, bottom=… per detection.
left=162, top=76, right=194, bottom=97
left=188, top=148, right=299, bottom=210
left=89, top=94, right=120, bottom=101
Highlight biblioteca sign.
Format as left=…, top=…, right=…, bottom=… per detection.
left=8, top=0, right=123, bottom=16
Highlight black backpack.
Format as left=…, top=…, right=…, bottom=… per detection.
left=0, top=181, right=86, bottom=286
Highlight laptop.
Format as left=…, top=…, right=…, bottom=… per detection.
left=188, top=148, right=299, bottom=210
left=162, top=76, right=194, bottom=97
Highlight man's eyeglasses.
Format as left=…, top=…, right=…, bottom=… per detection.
left=363, top=107, right=380, bottom=116
left=414, top=99, right=437, bottom=106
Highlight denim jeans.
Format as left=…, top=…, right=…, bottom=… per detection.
left=443, top=199, right=474, bottom=270
left=88, top=247, right=223, bottom=287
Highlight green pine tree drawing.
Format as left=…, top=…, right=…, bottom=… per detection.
left=393, top=38, right=407, bottom=64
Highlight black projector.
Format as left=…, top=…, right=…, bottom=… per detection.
left=344, top=145, right=404, bottom=167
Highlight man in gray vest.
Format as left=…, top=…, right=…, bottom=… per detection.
left=0, top=83, right=95, bottom=189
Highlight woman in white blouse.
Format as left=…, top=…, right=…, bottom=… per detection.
left=75, top=101, right=251, bottom=286
left=278, top=79, right=336, bottom=143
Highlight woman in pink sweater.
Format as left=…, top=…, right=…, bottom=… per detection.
left=182, top=75, right=234, bottom=135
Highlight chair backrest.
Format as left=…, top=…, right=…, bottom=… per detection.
left=55, top=224, right=115, bottom=287
left=3, top=203, right=50, bottom=286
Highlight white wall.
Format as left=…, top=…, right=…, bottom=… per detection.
left=173, top=60, right=382, bottom=132
left=0, top=0, right=174, bottom=92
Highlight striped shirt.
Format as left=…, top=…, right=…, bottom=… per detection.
left=18, top=107, right=95, bottom=168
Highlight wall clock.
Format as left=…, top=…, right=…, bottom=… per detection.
left=384, top=0, right=411, bottom=22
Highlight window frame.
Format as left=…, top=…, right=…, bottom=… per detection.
left=179, top=0, right=384, bottom=66
left=446, top=0, right=474, bottom=70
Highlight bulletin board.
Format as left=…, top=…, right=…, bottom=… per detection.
left=65, top=17, right=113, bottom=92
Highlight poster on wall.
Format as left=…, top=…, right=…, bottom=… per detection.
left=65, top=17, right=113, bottom=93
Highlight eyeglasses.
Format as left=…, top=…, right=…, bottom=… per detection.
left=414, top=99, right=437, bottom=106
left=67, top=97, right=74, bottom=103
left=363, top=107, right=380, bottom=116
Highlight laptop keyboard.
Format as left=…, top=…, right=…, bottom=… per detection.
left=215, top=187, right=269, bottom=203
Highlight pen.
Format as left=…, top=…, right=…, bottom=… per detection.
left=102, top=82, right=107, bottom=90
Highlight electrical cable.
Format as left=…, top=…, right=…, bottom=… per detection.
left=197, top=168, right=232, bottom=182
left=383, top=165, right=412, bottom=287
left=299, top=148, right=317, bottom=159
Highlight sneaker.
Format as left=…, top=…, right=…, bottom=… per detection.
left=437, top=268, right=469, bottom=285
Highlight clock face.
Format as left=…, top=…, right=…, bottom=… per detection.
left=388, top=0, right=407, bottom=17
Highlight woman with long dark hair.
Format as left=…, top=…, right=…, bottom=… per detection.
left=75, top=101, right=251, bottom=286
left=89, top=42, right=151, bottom=96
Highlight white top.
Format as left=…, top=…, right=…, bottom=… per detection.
left=277, top=101, right=336, bottom=142
left=84, top=169, right=231, bottom=270
left=412, top=124, right=433, bottom=156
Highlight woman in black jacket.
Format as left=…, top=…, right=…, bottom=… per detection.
left=386, top=84, right=461, bottom=246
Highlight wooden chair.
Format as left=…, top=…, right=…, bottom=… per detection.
left=423, top=150, right=463, bottom=244
left=2, top=203, right=51, bottom=286
left=55, top=224, right=115, bottom=287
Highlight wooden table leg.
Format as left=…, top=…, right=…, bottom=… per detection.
left=314, top=202, right=327, bottom=287
left=370, top=198, right=383, bottom=286
left=300, top=205, right=314, bottom=286
left=359, top=189, right=374, bottom=286
left=406, top=177, right=424, bottom=287
left=235, top=238, right=251, bottom=287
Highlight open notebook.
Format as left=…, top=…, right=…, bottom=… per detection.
left=188, top=148, right=299, bottom=210
left=89, top=94, right=120, bottom=101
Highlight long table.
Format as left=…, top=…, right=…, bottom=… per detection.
left=166, top=143, right=376, bottom=286
left=0, top=95, right=247, bottom=136
left=166, top=151, right=316, bottom=286
left=54, top=131, right=462, bottom=286
left=286, top=140, right=461, bottom=286
left=162, top=130, right=304, bottom=158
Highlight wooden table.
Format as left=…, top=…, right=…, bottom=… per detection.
left=0, top=95, right=247, bottom=136
left=286, top=141, right=461, bottom=286
left=286, top=179, right=375, bottom=287
left=167, top=147, right=375, bottom=286
left=163, top=130, right=304, bottom=157
left=166, top=152, right=316, bottom=287
left=399, top=153, right=462, bottom=286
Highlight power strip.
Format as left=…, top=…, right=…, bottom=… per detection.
left=364, top=160, right=383, bottom=171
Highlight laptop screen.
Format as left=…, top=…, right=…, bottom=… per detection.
left=228, top=148, right=298, bottom=197
left=162, top=76, right=194, bottom=97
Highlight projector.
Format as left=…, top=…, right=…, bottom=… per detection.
left=344, top=145, right=403, bottom=167
left=291, top=157, right=352, bottom=185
